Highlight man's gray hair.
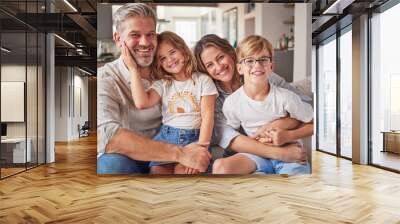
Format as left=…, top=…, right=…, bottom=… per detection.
left=114, top=3, right=157, bottom=31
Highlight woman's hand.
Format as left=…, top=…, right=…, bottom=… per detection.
left=252, top=126, right=292, bottom=146
left=121, top=41, right=138, bottom=73
left=263, top=128, right=291, bottom=146
left=250, top=123, right=273, bottom=140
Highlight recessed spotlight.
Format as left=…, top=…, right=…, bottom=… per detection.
left=54, top=34, right=75, bottom=48
left=78, top=67, right=93, bottom=76
left=63, top=0, right=78, bottom=12
left=322, top=0, right=354, bottom=15
left=1, top=47, right=11, bottom=53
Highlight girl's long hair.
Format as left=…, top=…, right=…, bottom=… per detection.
left=153, top=31, right=197, bottom=86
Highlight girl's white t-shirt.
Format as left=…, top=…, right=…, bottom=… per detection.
left=150, top=72, right=218, bottom=129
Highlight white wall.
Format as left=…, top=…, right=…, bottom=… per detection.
left=206, top=4, right=311, bottom=85
left=54, top=67, right=89, bottom=141
left=55, top=67, right=68, bottom=141
left=255, top=3, right=293, bottom=48
left=312, top=45, right=317, bottom=151
left=46, top=6, right=56, bottom=163
left=97, top=3, right=113, bottom=41
left=1, top=65, right=37, bottom=137
left=72, top=73, right=89, bottom=138
left=218, top=3, right=292, bottom=46
left=1, top=63, right=46, bottom=163
left=1, top=65, right=26, bottom=139
left=293, top=4, right=312, bottom=82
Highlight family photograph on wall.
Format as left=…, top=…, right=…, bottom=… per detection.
left=97, top=2, right=314, bottom=175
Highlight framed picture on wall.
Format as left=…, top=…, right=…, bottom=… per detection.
left=222, top=7, right=238, bottom=48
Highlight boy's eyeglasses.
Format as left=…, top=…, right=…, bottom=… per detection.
left=240, top=56, right=272, bottom=68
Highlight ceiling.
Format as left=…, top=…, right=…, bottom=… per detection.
left=1, top=0, right=395, bottom=75
left=311, top=0, right=390, bottom=43
left=0, top=0, right=97, bottom=75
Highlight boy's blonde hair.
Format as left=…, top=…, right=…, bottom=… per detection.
left=153, top=31, right=197, bottom=85
left=236, top=35, right=273, bottom=62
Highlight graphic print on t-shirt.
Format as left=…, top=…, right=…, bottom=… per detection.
left=168, top=91, right=200, bottom=113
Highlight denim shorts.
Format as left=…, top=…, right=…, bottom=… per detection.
left=97, top=153, right=149, bottom=174
left=149, top=125, right=200, bottom=167
left=239, top=153, right=310, bottom=175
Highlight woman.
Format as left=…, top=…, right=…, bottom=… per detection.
left=193, top=34, right=313, bottom=173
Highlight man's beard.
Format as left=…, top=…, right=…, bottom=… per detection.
left=131, top=50, right=154, bottom=68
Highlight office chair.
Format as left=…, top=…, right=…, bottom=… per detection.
left=79, top=121, right=90, bottom=138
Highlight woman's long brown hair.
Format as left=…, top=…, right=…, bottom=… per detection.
left=193, top=34, right=241, bottom=88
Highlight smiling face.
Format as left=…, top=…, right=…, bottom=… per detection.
left=157, top=41, right=186, bottom=76
left=200, top=46, right=235, bottom=83
left=237, top=50, right=273, bottom=85
left=114, top=16, right=157, bottom=67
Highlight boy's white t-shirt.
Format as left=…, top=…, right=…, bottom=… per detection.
left=222, top=84, right=313, bottom=137
left=151, top=72, right=218, bottom=129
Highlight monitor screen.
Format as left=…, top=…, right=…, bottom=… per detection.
left=1, top=123, right=7, bottom=137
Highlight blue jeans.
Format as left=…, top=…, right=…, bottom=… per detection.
left=149, top=125, right=200, bottom=167
left=97, top=153, right=150, bottom=174
left=239, top=153, right=310, bottom=175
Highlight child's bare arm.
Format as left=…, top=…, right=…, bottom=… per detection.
left=255, top=90, right=314, bottom=146
left=257, top=120, right=313, bottom=146
left=230, top=135, right=306, bottom=163
left=130, top=72, right=160, bottom=109
left=198, top=95, right=216, bottom=146
left=283, top=120, right=313, bottom=142
left=268, top=117, right=301, bottom=130
left=121, top=41, right=160, bottom=109
left=251, top=117, right=301, bottom=140
left=181, top=95, right=215, bottom=174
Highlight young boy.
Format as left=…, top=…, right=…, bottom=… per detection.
left=215, top=35, right=313, bottom=175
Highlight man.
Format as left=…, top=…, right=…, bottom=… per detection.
left=97, top=3, right=211, bottom=174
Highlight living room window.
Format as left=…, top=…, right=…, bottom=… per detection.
left=317, top=35, right=337, bottom=155
left=370, top=2, right=400, bottom=171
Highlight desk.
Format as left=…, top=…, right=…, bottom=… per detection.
left=1, top=138, right=31, bottom=163
left=381, top=131, right=400, bottom=155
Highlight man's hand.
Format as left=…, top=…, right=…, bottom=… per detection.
left=183, top=142, right=210, bottom=174
left=279, top=143, right=307, bottom=164
left=178, top=143, right=211, bottom=172
left=121, top=41, right=138, bottom=73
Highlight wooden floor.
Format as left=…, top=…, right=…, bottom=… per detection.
left=372, top=150, right=400, bottom=171
left=1, top=167, right=26, bottom=178
left=1, top=135, right=400, bottom=223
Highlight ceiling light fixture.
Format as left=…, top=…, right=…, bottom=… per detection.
left=1, top=47, right=11, bottom=53
left=54, top=34, right=75, bottom=48
left=63, top=0, right=78, bottom=12
left=322, top=0, right=354, bottom=15
left=78, top=67, right=93, bottom=76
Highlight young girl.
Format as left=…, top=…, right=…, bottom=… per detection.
left=122, top=31, right=218, bottom=174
